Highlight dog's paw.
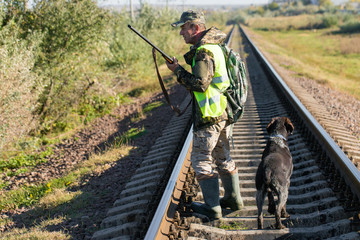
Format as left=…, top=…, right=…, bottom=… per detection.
left=281, top=209, right=290, bottom=218
left=275, top=223, right=286, bottom=229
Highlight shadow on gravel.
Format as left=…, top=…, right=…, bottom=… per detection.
left=4, top=85, right=189, bottom=240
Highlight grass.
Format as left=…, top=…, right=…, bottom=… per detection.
left=246, top=14, right=322, bottom=31
left=244, top=26, right=360, bottom=100
left=0, top=147, right=53, bottom=176
left=143, top=101, right=164, bottom=113
left=0, top=97, right=158, bottom=238
left=1, top=148, right=134, bottom=212
left=0, top=225, right=70, bottom=240
left=0, top=124, right=144, bottom=211
left=0, top=143, right=133, bottom=239
left=113, top=127, right=147, bottom=147
left=218, top=220, right=248, bottom=230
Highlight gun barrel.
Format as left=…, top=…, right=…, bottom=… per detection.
left=128, top=25, right=173, bottom=64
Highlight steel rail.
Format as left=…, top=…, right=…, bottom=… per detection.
left=144, top=25, right=236, bottom=240
left=144, top=126, right=193, bottom=240
left=240, top=25, right=360, bottom=200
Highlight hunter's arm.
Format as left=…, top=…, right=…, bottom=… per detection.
left=174, top=49, right=215, bottom=92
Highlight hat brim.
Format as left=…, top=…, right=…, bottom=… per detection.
left=171, top=21, right=186, bottom=28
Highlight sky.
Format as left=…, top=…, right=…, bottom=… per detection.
left=100, top=0, right=271, bottom=6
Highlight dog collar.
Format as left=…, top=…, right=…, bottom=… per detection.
left=270, top=134, right=287, bottom=141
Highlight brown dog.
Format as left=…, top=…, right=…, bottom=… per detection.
left=256, top=117, right=294, bottom=229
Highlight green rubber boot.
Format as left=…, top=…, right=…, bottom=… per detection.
left=219, top=169, right=244, bottom=211
left=191, top=177, right=222, bottom=220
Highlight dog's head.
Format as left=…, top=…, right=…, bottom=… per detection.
left=266, top=117, right=294, bottom=138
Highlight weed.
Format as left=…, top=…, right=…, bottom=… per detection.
left=114, top=127, right=147, bottom=147
left=218, top=220, right=248, bottom=230
left=0, top=147, right=53, bottom=172
left=143, top=101, right=164, bottom=113
left=40, top=136, right=61, bottom=146
left=6, top=167, right=29, bottom=177
left=77, top=95, right=116, bottom=125
left=128, top=87, right=146, bottom=98
left=0, top=178, right=9, bottom=189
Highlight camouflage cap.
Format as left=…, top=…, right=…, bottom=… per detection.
left=171, top=10, right=205, bottom=28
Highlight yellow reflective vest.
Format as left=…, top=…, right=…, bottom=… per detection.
left=192, top=44, right=230, bottom=118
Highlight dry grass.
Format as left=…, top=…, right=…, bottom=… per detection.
left=38, top=188, right=82, bottom=209
left=243, top=26, right=360, bottom=99
left=0, top=216, right=70, bottom=240
left=339, top=35, right=360, bottom=54
left=246, top=14, right=322, bottom=31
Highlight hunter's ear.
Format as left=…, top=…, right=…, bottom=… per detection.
left=191, top=23, right=201, bottom=33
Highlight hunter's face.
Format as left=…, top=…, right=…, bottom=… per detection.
left=180, top=22, right=197, bottom=45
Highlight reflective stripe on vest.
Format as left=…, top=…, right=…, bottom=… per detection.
left=192, top=44, right=230, bottom=118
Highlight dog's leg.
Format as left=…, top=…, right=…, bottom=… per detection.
left=281, top=183, right=290, bottom=218
left=281, top=205, right=290, bottom=218
left=267, top=191, right=275, bottom=215
left=256, top=188, right=266, bottom=229
left=275, top=188, right=288, bottom=229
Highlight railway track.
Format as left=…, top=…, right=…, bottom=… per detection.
left=91, top=25, right=360, bottom=240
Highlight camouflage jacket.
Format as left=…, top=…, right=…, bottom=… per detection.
left=174, top=27, right=228, bottom=131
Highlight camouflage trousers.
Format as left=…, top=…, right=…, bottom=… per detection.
left=191, top=120, right=236, bottom=180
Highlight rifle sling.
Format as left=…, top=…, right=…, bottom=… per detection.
left=152, top=48, right=191, bottom=116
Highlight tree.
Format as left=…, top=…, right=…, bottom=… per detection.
left=27, top=0, right=109, bottom=127
left=301, top=0, right=312, bottom=5
left=268, top=2, right=279, bottom=11
left=318, top=0, right=332, bottom=7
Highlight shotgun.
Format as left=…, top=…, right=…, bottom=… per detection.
left=128, top=25, right=174, bottom=64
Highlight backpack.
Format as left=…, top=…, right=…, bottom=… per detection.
left=220, top=44, right=248, bottom=124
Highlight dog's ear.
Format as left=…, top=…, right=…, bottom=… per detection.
left=266, top=118, right=277, bottom=134
left=284, top=117, right=294, bottom=134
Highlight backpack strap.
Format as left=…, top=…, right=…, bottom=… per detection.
left=152, top=48, right=191, bottom=116
left=229, top=123, right=235, bottom=150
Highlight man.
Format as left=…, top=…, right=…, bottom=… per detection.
left=166, top=10, right=243, bottom=220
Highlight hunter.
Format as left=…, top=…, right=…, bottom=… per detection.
left=166, top=9, right=243, bottom=220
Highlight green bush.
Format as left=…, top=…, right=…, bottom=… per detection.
left=0, top=3, right=214, bottom=157
left=0, top=7, right=43, bottom=152
left=321, top=14, right=339, bottom=28
left=29, top=0, right=108, bottom=62
left=338, top=21, right=360, bottom=33
left=106, top=4, right=184, bottom=79
left=268, top=2, right=280, bottom=11
left=30, top=0, right=109, bottom=120
left=77, top=95, right=119, bottom=125
left=205, top=10, right=228, bottom=29
left=0, top=0, right=112, bottom=152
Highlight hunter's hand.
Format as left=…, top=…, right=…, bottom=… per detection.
left=166, top=57, right=179, bottom=72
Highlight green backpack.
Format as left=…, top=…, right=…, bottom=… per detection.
left=221, top=44, right=248, bottom=124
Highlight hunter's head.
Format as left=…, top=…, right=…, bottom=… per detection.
left=171, top=10, right=206, bottom=45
